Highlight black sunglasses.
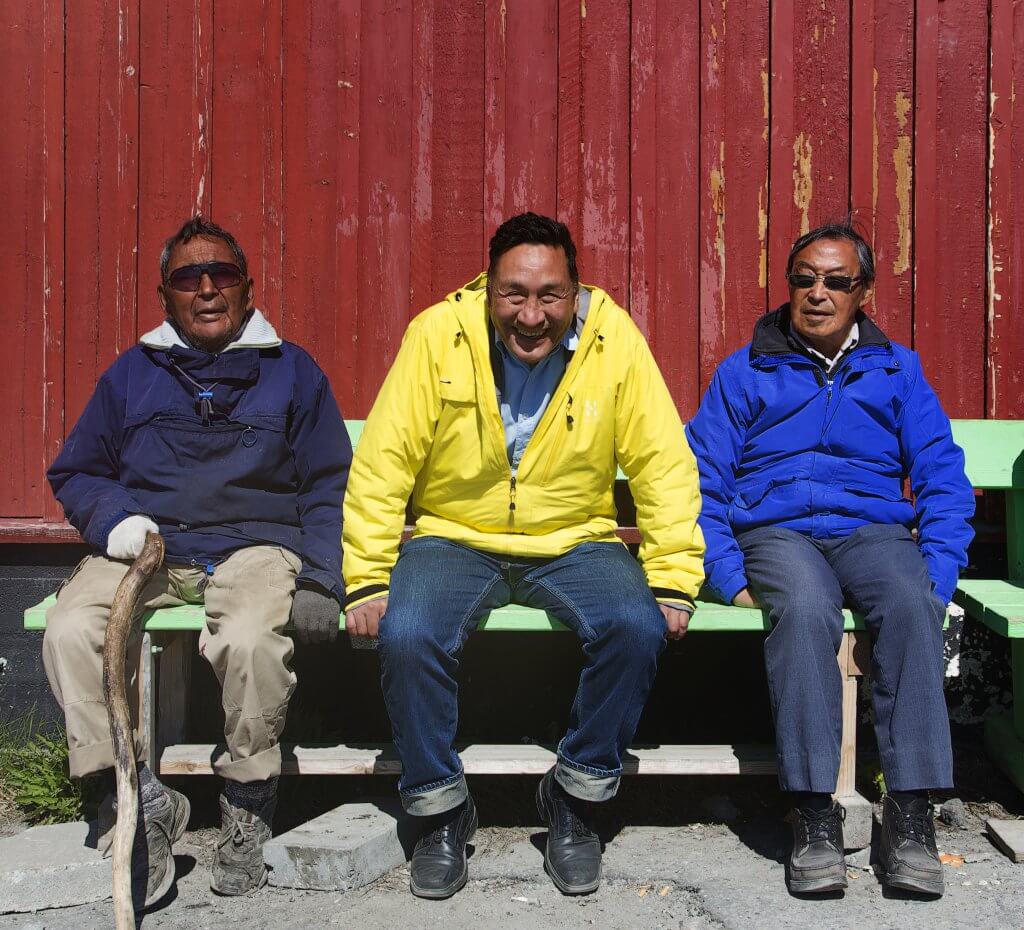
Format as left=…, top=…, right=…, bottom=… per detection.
left=165, top=261, right=244, bottom=293
left=787, top=272, right=862, bottom=293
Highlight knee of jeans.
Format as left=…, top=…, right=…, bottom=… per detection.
left=598, top=603, right=666, bottom=657
left=772, top=600, right=843, bottom=646
left=378, top=610, right=447, bottom=665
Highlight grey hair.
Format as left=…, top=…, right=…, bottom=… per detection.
left=786, top=215, right=875, bottom=285
left=159, top=215, right=249, bottom=280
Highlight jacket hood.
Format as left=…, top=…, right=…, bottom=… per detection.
left=139, top=308, right=282, bottom=352
left=751, top=304, right=890, bottom=358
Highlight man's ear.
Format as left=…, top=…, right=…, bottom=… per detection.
left=858, top=281, right=874, bottom=309
left=244, top=277, right=255, bottom=312
left=157, top=283, right=169, bottom=314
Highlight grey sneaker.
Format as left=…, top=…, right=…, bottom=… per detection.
left=210, top=792, right=276, bottom=895
left=132, top=787, right=191, bottom=910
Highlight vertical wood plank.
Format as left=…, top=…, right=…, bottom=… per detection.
left=914, top=0, right=987, bottom=416
left=64, top=0, right=140, bottom=430
left=281, top=0, right=358, bottom=408
left=411, top=0, right=484, bottom=307
left=483, top=0, right=558, bottom=246
left=211, top=0, right=284, bottom=327
left=138, top=0, right=213, bottom=336
left=850, top=0, right=915, bottom=346
left=699, top=0, right=771, bottom=396
left=0, top=0, right=55, bottom=516
left=559, top=0, right=631, bottom=304
left=630, top=0, right=702, bottom=416
left=768, top=0, right=851, bottom=305
left=987, top=0, right=1024, bottom=417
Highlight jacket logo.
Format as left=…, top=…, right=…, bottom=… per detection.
left=585, top=400, right=599, bottom=420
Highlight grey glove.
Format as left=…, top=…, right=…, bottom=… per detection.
left=290, top=585, right=340, bottom=644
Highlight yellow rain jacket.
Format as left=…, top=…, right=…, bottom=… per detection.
left=343, top=275, right=705, bottom=609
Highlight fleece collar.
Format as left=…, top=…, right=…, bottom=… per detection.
left=751, top=304, right=889, bottom=358
left=139, top=308, right=281, bottom=352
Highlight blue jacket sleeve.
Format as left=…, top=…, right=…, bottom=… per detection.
left=288, top=359, right=351, bottom=602
left=685, top=363, right=750, bottom=604
left=897, top=353, right=975, bottom=604
left=46, top=365, right=147, bottom=551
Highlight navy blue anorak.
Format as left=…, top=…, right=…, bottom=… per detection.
left=47, top=311, right=351, bottom=601
left=686, top=307, right=974, bottom=606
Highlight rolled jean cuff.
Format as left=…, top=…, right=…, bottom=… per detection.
left=554, top=756, right=620, bottom=803
left=400, top=772, right=468, bottom=816
left=68, top=733, right=147, bottom=780
left=213, top=743, right=282, bottom=783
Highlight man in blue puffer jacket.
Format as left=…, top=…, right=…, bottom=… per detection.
left=42, top=216, right=351, bottom=906
left=687, top=221, right=974, bottom=898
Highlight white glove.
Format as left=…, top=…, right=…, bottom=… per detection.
left=106, top=515, right=160, bottom=560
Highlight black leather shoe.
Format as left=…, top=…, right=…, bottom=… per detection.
left=880, top=795, right=944, bottom=896
left=409, top=795, right=478, bottom=899
left=536, top=768, right=602, bottom=895
left=787, top=801, right=848, bottom=894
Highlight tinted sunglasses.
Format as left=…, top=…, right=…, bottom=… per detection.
left=787, top=272, right=862, bottom=293
left=165, top=261, right=243, bottom=293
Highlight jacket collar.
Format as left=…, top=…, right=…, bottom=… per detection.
left=751, top=304, right=890, bottom=360
left=139, top=308, right=282, bottom=352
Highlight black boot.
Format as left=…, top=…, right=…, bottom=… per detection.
left=409, top=795, right=478, bottom=899
left=787, top=800, right=847, bottom=894
left=536, top=768, right=602, bottom=895
left=880, top=795, right=944, bottom=896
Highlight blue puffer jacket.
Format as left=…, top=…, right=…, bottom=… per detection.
left=47, top=311, right=351, bottom=600
left=685, top=307, right=975, bottom=606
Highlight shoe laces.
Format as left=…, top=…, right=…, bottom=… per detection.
left=797, top=804, right=843, bottom=848
left=555, top=790, right=595, bottom=839
left=894, top=801, right=934, bottom=846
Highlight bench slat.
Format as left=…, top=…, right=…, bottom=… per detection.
left=950, top=419, right=1024, bottom=489
left=159, top=742, right=778, bottom=777
left=23, top=593, right=864, bottom=633
left=955, top=580, right=1024, bottom=639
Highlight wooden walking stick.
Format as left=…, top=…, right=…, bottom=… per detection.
left=102, top=532, right=165, bottom=929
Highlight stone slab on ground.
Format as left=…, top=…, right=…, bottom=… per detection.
left=0, top=821, right=110, bottom=914
left=986, top=818, right=1024, bottom=862
left=264, top=798, right=411, bottom=892
left=838, top=792, right=872, bottom=850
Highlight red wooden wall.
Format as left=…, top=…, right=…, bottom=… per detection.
left=2, top=0, right=1022, bottom=537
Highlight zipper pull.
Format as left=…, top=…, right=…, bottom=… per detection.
left=509, top=476, right=517, bottom=512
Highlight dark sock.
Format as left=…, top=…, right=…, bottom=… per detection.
left=224, top=776, right=278, bottom=813
left=790, top=791, right=833, bottom=814
left=889, top=789, right=929, bottom=810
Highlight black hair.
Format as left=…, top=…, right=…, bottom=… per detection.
left=159, top=215, right=249, bottom=280
left=786, top=215, right=875, bottom=285
left=487, top=212, right=579, bottom=287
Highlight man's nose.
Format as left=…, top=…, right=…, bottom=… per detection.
left=516, top=300, right=545, bottom=326
left=807, top=279, right=828, bottom=302
left=197, top=272, right=218, bottom=299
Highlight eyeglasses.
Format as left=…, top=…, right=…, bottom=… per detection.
left=165, top=261, right=243, bottom=293
left=787, top=272, right=862, bottom=293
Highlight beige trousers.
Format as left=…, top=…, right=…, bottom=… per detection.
left=42, top=546, right=301, bottom=782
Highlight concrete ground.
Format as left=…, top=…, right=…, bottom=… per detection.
left=0, top=773, right=1021, bottom=930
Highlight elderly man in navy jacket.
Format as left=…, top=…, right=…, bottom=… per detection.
left=43, top=216, right=350, bottom=906
left=687, top=221, right=974, bottom=898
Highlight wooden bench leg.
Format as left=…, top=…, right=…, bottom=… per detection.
left=836, top=631, right=872, bottom=850
left=154, top=632, right=193, bottom=773
left=137, top=633, right=156, bottom=768
left=985, top=639, right=1024, bottom=794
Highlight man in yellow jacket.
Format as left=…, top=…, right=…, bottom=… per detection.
left=343, top=213, right=704, bottom=899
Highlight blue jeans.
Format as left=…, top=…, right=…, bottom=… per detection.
left=737, top=523, right=952, bottom=794
left=379, top=537, right=667, bottom=815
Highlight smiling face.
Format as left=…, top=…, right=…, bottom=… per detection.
left=158, top=236, right=253, bottom=353
left=488, top=243, right=577, bottom=367
left=788, top=238, right=874, bottom=358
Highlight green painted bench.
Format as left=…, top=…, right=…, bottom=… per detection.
left=949, top=419, right=1024, bottom=794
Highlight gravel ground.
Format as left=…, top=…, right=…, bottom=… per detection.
left=1, top=786, right=1021, bottom=930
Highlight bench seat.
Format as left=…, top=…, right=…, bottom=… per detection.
left=23, top=593, right=865, bottom=633
left=954, top=580, right=1024, bottom=639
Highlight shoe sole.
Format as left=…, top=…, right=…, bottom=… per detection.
left=884, top=872, right=944, bottom=896
left=409, top=807, right=478, bottom=900
left=787, top=872, right=848, bottom=894
left=535, top=777, right=602, bottom=896
left=141, top=791, right=192, bottom=910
